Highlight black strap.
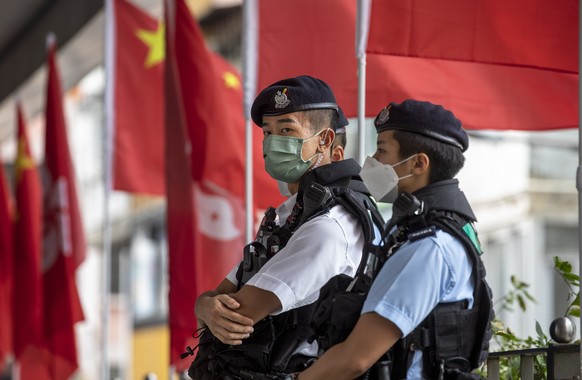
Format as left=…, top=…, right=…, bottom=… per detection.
left=332, top=187, right=384, bottom=276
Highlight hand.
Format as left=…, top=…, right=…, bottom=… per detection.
left=197, top=293, right=255, bottom=345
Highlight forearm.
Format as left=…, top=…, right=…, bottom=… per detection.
left=298, top=342, right=368, bottom=380
left=231, top=284, right=282, bottom=324
left=298, top=313, right=402, bottom=380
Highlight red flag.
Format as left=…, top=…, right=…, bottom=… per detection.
left=111, top=0, right=165, bottom=195
left=110, top=0, right=281, bottom=208
left=257, top=0, right=361, bottom=117
left=364, top=0, right=578, bottom=131
left=42, top=38, right=86, bottom=379
left=367, top=0, right=577, bottom=73
left=256, top=0, right=578, bottom=130
left=0, top=156, right=13, bottom=369
left=12, top=104, right=44, bottom=361
left=164, top=0, right=282, bottom=369
left=164, top=0, right=198, bottom=361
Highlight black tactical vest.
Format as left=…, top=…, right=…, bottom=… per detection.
left=187, top=159, right=385, bottom=380
left=310, top=180, right=494, bottom=380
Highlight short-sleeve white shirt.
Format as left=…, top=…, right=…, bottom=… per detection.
left=225, top=193, right=365, bottom=314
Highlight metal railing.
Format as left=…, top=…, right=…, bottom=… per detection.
left=486, top=344, right=580, bottom=380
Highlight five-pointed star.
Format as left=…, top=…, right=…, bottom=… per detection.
left=136, top=22, right=165, bottom=68
left=223, top=71, right=240, bottom=90
left=15, top=137, right=35, bottom=183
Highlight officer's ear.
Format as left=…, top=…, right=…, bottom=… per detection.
left=412, top=153, right=430, bottom=174
left=331, top=144, right=344, bottom=162
left=318, top=129, right=335, bottom=153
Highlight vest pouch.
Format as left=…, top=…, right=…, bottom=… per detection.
left=270, top=330, right=315, bottom=373
left=189, top=319, right=277, bottom=379
left=188, top=328, right=230, bottom=380
left=309, top=274, right=370, bottom=352
left=420, top=302, right=479, bottom=379
left=432, top=302, right=476, bottom=367
left=270, top=304, right=316, bottom=372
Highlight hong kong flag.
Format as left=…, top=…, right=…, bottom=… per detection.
left=164, top=0, right=278, bottom=369
left=42, top=36, right=86, bottom=379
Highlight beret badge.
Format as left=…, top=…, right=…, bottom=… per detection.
left=274, top=88, right=290, bottom=109
left=377, top=105, right=391, bottom=125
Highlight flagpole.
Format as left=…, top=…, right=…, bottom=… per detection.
left=242, top=0, right=258, bottom=243
left=244, top=118, right=253, bottom=243
left=102, top=0, right=114, bottom=378
left=12, top=360, right=19, bottom=380
left=577, top=0, right=582, bottom=371
left=356, top=57, right=366, bottom=165
left=356, top=0, right=371, bottom=165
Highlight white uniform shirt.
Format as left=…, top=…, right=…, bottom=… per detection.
left=226, top=193, right=365, bottom=313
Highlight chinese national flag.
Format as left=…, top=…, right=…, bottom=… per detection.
left=42, top=38, right=86, bottom=379
left=164, top=0, right=280, bottom=369
left=110, top=0, right=281, bottom=209
left=12, top=104, right=44, bottom=361
left=256, top=0, right=578, bottom=131
left=0, top=155, right=13, bottom=370
left=112, top=0, right=165, bottom=195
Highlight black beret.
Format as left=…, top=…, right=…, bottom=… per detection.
left=251, top=75, right=341, bottom=131
left=374, top=99, right=468, bottom=152
left=336, top=106, right=349, bottom=134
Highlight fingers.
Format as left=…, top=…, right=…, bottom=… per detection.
left=213, top=294, right=255, bottom=326
left=204, top=295, right=255, bottom=345
left=215, top=294, right=242, bottom=310
left=211, top=327, right=251, bottom=345
left=208, top=317, right=254, bottom=345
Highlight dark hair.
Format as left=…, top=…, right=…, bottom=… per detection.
left=393, top=130, right=465, bottom=183
left=304, top=109, right=338, bottom=133
left=333, top=132, right=347, bottom=149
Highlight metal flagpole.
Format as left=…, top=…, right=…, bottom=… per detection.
left=356, top=56, right=366, bottom=165
left=102, top=0, right=114, bottom=378
left=356, top=0, right=372, bottom=165
left=577, top=0, right=582, bottom=372
left=242, top=0, right=258, bottom=243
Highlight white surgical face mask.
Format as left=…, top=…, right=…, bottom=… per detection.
left=359, top=155, right=416, bottom=203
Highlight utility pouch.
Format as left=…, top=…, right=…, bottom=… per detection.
left=309, top=274, right=371, bottom=352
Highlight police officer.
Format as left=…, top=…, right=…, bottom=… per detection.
left=191, top=76, right=377, bottom=379
left=298, top=100, right=489, bottom=379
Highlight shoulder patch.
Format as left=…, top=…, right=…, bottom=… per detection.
left=407, top=226, right=437, bottom=242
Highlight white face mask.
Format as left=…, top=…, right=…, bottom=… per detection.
left=359, top=155, right=416, bottom=203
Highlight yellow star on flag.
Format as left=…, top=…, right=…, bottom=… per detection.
left=136, top=21, right=165, bottom=68
left=15, top=137, right=35, bottom=183
left=223, top=71, right=241, bottom=90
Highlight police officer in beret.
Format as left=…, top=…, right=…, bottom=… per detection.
left=190, top=76, right=381, bottom=379
left=298, top=100, right=492, bottom=379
